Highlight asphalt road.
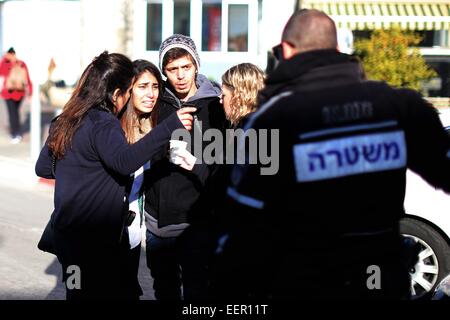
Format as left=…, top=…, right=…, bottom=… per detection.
left=0, top=156, right=155, bottom=300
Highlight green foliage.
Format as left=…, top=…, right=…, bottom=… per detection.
left=353, top=28, right=437, bottom=91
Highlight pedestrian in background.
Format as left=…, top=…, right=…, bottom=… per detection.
left=35, top=51, right=195, bottom=300
left=0, top=47, right=32, bottom=144
left=216, top=9, right=450, bottom=300
left=120, top=59, right=164, bottom=298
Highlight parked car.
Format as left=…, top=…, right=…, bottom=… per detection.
left=432, top=273, right=450, bottom=300
left=402, top=108, right=450, bottom=299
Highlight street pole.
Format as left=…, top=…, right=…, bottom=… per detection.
left=30, top=76, right=41, bottom=161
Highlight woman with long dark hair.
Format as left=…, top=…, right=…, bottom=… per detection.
left=120, top=59, right=163, bottom=296
left=35, top=52, right=195, bottom=300
left=121, top=60, right=162, bottom=142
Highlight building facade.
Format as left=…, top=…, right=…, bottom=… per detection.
left=3, top=0, right=448, bottom=92
left=300, top=0, right=450, bottom=96
left=0, top=0, right=297, bottom=83
left=132, top=0, right=296, bottom=80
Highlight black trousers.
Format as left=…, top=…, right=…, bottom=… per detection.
left=55, top=230, right=142, bottom=300
left=5, top=98, right=23, bottom=138
left=146, top=223, right=218, bottom=301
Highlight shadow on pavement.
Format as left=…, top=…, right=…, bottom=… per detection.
left=44, top=257, right=65, bottom=300
left=42, top=246, right=154, bottom=300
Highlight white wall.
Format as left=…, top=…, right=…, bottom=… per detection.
left=0, top=3, right=3, bottom=55
left=133, top=0, right=296, bottom=81
left=1, top=0, right=298, bottom=84
left=80, top=0, right=133, bottom=69
left=1, top=0, right=81, bottom=85
left=260, top=0, right=296, bottom=58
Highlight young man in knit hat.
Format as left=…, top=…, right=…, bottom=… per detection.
left=143, top=34, right=228, bottom=300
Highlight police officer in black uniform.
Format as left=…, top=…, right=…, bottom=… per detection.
left=212, top=9, right=450, bottom=300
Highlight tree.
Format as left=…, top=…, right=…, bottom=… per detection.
left=353, top=28, right=436, bottom=91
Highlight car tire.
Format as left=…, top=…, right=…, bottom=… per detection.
left=400, top=217, right=450, bottom=300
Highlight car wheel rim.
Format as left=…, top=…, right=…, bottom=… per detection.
left=403, top=234, right=439, bottom=299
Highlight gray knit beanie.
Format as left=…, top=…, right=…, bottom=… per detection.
left=159, top=34, right=200, bottom=71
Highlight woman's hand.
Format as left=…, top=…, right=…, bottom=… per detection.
left=176, top=107, right=196, bottom=130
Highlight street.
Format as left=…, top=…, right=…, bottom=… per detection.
left=0, top=162, right=156, bottom=299
left=0, top=100, right=449, bottom=301
left=0, top=143, right=60, bottom=298
left=0, top=103, right=155, bottom=300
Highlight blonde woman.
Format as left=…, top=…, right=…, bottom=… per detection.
left=220, top=63, right=265, bottom=128
left=209, top=63, right=266, bottom=299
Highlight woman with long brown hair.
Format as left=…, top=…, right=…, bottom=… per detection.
left=35, top=52, right=195, bottom=300
left=119, top=59, right=163, bottom=297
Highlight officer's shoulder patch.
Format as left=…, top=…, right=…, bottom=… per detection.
left=293, top=131, right=407, bottom=182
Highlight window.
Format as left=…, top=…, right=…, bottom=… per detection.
left=146, top=2, right=163, bottom=51
left=353, top=30, right=373, bottom=42
left=142, top=0, right=255, bottom=53
left=416, top=30, right=448, bottom=47
left=228, top=4, right=248, bottom=52
left=174, top=0, right=190, bottom=36
left=202, top=1, right=222, bottom=51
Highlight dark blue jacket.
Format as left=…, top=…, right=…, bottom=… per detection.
left=35, top=107, right=183, bottom=241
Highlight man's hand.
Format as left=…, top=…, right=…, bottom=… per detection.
left=176, top=107, right=196, bottom=130
left=169, top=147, right=197, bottom=171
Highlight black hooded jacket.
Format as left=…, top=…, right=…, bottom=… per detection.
left=144, top=74, right=228, bottom=235
left=219, top=49, right=450, bottom=298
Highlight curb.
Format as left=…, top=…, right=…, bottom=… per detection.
left=0, top=155, right=54, bottom=187
left=38, top=178, right=55, bottom=186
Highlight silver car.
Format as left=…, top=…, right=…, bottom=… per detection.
left=402, top=108, right=450, bottom=299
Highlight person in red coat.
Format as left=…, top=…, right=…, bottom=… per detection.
left=0, top=47, right=33, bottom=143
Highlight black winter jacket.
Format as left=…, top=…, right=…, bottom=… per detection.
left=221, top=50, right=450, bottom=299
left=144, top=74, right=228, bottom=233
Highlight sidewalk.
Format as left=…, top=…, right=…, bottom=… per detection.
left=0, top=132, right=47, bottom=189
left=0, top=134, right=57, bottom=189
left=0, top=130, right=32, bottom=162
left=0, top=100, right=52, bottom=186
left=0, top=97, right=33, bottom=159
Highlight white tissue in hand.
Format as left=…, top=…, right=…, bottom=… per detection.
left=169, top=153, right=183, bottom=165
left=169, top=147, right=197, bottom=170
left=169, top=139, right=188, bottom=151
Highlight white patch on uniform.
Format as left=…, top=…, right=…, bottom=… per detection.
left=293, top=131, right=407, bottom=182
